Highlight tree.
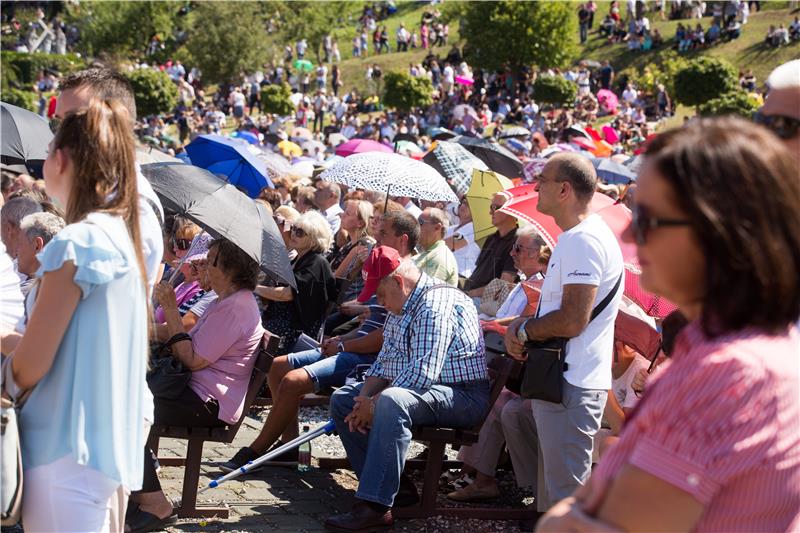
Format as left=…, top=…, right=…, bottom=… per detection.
left=277, top=1, right=354, bottom=64
left=184, top=2, right=270, bottom=85
left=460, top=1, right=577, bottom=72
left=64, top=1, right=176, bottom=60
left=383, top=72, right=433, bottom=112
left=124, top=69, right=178, bottom=117
left=698, top=89, right=760, bottom=118
left=674, top=56, right=737, bottom=108
left=533, top=75, right=578, bottom=107
left=261, top=83, right=295, bottom=116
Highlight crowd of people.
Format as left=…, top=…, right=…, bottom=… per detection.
left=1, top=56, right=799, bottom=533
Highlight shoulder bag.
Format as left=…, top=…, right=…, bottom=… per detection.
left=147, top=332, right=192, bottom=400
left=1, top=357, right=28, bottom=526
left=519, top=273, right=622, bottom=403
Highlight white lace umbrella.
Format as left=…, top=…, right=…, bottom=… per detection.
left=319, top=152, right=458, bottom=202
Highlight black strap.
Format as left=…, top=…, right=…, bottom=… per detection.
left=589, top=272, right=624, bottom=322
left=535, top=271, right=624, bottom=326
left=164, top=332, right=191, bottom=348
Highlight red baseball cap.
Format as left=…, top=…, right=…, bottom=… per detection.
left=357, top=246, right=402, bottom=303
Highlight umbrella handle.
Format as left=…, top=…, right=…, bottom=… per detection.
left=383, top=183, right=392, bottom=212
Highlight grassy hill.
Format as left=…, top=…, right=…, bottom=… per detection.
left=333, top=1, right=799, bottom=96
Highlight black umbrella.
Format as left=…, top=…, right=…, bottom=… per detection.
left=141, top=162, right=296, bottom=289
left=1, top=102, right=53, bottom=178
left=450, top=135, right=524, bottom=178
left=392, top=132, right=418, bottom=144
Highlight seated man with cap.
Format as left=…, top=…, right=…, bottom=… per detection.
left=218, top=253, right=390, bottom=471
left=326, top=246, right=490, bottom=532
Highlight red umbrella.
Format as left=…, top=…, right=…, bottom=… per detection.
left=335, top=139, right=393, bottom=157
left=498, top=185, right=614, bottom=250
left=498, top=185, right=677, bottom=318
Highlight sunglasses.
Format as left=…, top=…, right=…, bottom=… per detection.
left=489, top=204, right=504, bottom=213
left=290, top=225, right=307, bottom=238
left=631, top=204, right=691, bottom=245
left=512, top=243, right=537, bottom=253
left=49, top=117, right=62, bottom=134
left=753, top=111, right=800, bottom=140
left=172, top=237, right=193, bottom=251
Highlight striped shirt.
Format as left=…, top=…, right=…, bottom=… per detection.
left=366, top=273, right=488, bottom=390
left=591, top=322, right=800, bottom=532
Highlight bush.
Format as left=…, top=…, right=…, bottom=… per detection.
left=1, top=88, right=38, bottom=112
left=674, top=56, right=737, bottom=108
left=533, top=75, right=577, bottom=107
left=698, top=89, right=760, bottom=118
left=124, top=69, right=178, bottom=117
left=382, top=72, right=433, bottom=112
left=1, top=51, right=86, bottom=84
left=260, top=83, right=295, bottom=117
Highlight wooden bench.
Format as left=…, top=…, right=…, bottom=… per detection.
left=147, top=331, right=281, bottom=518
left=394, top=355, right=535, bottom=521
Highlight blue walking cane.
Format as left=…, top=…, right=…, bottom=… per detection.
left=199, top=419, right=336, bottom=493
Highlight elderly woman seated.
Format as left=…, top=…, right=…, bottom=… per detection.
left=257, top=210, right=338, bottom=355
left=126, top=238, right=265, bottom=532
left=152, top=234, right=215, bottom=342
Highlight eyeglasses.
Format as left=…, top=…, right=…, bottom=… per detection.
left=172, top=237, right=193, bottom=251
left=753, top=111, right=800, bottom=140
left=489, top=204, right=504, bottom=213
left=631, top=204, right=691, bottom=245
left=290, top=225, right=307, bottom=238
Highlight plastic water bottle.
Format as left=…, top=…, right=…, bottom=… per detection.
left=298, top=425, right=312, bottom=472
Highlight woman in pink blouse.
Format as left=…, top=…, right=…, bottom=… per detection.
left=537, top=117, right=800, bottom=532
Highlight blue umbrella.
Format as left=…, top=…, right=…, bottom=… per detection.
left=186, top=134, right=273, bottom=198
left=231, top=130, right=259, bottom=145
left=592, top=158, right=637, bottom=185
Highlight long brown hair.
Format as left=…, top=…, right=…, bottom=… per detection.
left=644, top=116, right=800, bottom=337
left=52, top=99, right=149, bottom=306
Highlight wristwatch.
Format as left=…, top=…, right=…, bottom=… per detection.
left=516, top=318, right=531, bottom=344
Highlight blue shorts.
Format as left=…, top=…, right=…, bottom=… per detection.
left=287, top=348, right=376, bottom=392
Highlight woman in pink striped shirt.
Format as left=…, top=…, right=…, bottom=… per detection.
left=537, top=117, right=800, bottom=532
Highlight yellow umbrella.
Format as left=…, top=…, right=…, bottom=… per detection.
left=466, top=168, right=514, bottom=247
left=277, top=140, right=302, bottom=158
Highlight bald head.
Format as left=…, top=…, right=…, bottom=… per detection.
left=548, top=153, right=597, bottom=203
left=763, top=60, right=800, bottom=121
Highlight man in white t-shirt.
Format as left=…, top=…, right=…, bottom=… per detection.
left=505, top=152, right=623, bottom=511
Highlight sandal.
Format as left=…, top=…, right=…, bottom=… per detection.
left=125, top=508, right=177, bottom=533
left=447, top=482, right=500, bottom=502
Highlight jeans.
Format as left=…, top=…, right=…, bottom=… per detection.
left=287, top=348, right=377, bottom=392
left=531, top=378, right=606, bottom=510
left=330, top=381, right=490, bottom=506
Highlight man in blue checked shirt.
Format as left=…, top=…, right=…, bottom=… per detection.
left=326, top=246, right=490, bottom=532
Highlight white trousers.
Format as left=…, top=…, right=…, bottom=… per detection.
left=22, top=455, right=128, bottom=533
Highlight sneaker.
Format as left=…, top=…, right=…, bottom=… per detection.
left=219, top=446, right=262, bottom=473
left=260, top=441, right=299, bottom=467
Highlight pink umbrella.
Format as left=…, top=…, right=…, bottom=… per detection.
left=455, top=75, right=474, bottom=85
left=335, top=139, right=394, bottom=157
left=597, top=89, right=619, bottom=113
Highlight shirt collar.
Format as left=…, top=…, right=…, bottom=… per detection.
left=399, top=272, right=431, bottom=315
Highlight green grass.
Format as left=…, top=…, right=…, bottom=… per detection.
left=576, top=6, right=799, bottom=86
left=334, top=2, right=798, bottom=97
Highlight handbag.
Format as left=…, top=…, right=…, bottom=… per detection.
left=519, top=273, right=623, bottom=403
left=146, top=333, right=192, bottom=400
left=1, top=357, right=28, bottom=526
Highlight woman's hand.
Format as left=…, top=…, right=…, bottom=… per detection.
left=154, top=281, right=178, bottom=310
left=536, top=497, right=620, bottom=533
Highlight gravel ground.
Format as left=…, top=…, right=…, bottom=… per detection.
left=293, top=404, right=536, bottom=533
